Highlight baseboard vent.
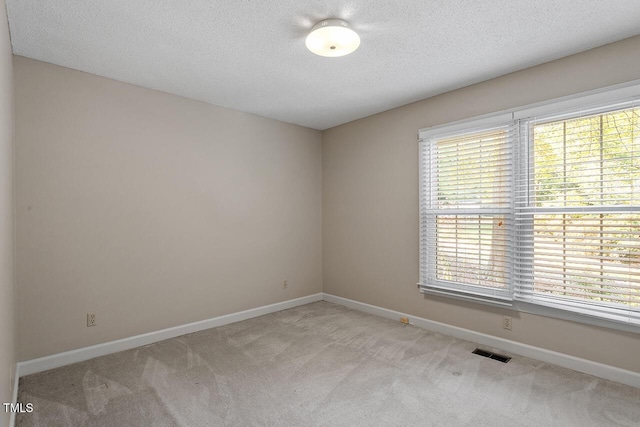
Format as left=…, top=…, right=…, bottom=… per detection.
left=472, top=348, right=511, bottom=363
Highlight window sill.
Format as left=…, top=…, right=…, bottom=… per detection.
left=418, top=284, right=513, bottom=308
left=514, top=300, right=640, bottom=335
left=419, top=285, right=640, bottom=335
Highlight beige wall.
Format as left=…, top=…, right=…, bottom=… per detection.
left=15, top=57, right=322, bottom=361
left=0, top=0, right=15, bottom=425
left=323, top=35, right=640, bottom=373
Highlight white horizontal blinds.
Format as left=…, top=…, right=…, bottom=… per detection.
left=419, top=137, right=433, bottom=284
left=515, top=102, right=640, bottom=323
left=435, top=128, right=512, bottom=209
left=420, top=123, right=515, bottom=301
left=434, top=215, right=511, bottom=289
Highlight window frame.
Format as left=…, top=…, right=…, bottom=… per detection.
left=418, top=80, right=640, bottom=333
left=419, top=115, right=516, bottom=305
left=514, top=101, right=640, bottom=324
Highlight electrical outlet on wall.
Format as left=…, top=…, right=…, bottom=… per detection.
left=87, top=313, right=97, bottom=327
left=503, top=315, right=512, bottom=330
left=282, top=280, right=288, bottom=289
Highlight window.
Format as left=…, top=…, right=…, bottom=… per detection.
left=420, top=118, right=515, bottom=303
left=419, top=93, right=640, bottom=327
left=515, top=102, right=640, bottom=324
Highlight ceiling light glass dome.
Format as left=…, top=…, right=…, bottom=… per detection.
left=306, top=19, right=360, bottom=57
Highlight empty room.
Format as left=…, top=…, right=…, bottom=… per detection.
left=1, top=1, right=640, bottom=426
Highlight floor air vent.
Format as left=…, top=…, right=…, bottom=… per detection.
left=472, top=348, right=511, bottom=363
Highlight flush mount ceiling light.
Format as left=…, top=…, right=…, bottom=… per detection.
left=305, top=19, right=360, bottom=57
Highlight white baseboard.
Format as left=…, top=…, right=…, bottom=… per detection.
left=322, top=293, right=640, bottom=389
left=15, top=291, right=639, bottom=393
left=17, top=293, right=323, bottom=378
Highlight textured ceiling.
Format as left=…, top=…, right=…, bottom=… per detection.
left=6, top=1, right=640, bottom=130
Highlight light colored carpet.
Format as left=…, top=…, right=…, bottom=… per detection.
left=16, top=301, right=640, bottom=426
